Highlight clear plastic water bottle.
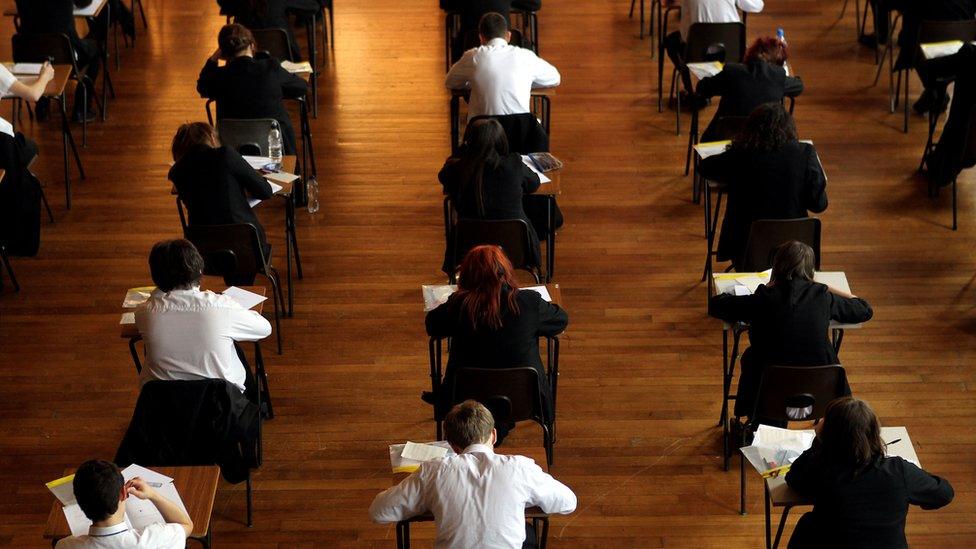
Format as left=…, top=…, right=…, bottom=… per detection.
left=777, top=28, right=791, bottom=76
left=268, top=120, right=283, bottom=169
left=306, top=176, right=319, bottom=214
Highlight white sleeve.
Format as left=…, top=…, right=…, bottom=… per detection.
left=530, top=54, right=561, bottom=88
left=368, top=471, right=429, bottom=524
left=228, top=309, right=272, bottom=342
left=736, top=0, right=764, bottom=14
left=0, top=64, right=17, bottom=96
left=134, top=523, right=186, bottom=548
left=445, top=51, right=475, bottom=90
left=522, top=460, right=577, bottom=514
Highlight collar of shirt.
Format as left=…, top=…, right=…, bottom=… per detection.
left=145, top=286, right=240, bottom=312
left=88, top=522, right=129, bottom=537
left=486, top=38, right=509, bottom=48
left=462, top=443, right=495, bottom=456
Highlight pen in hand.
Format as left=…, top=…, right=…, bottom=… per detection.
left=885, top=438, right=901, bottom=446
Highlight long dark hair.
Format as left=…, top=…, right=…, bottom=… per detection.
left=730, top=103, right=797, bottom=154
left=769, top=240, right=815, bottom=285
left=455, top=245, right=521, bottom=330
left=820, top=397, right=886, bottom=471
left=458, top=119, right=508, bottom=217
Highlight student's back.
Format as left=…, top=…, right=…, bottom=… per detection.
left=16, top=0, right=83, bottom=38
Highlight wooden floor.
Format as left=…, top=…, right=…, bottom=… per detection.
left=1, top=0, right=975, bottom=546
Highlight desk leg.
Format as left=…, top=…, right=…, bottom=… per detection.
left=702, top=180, right=712, bottom=282
left=773, top=506, right=793, bottom=549
left=288, top=192, right=304, bottom=281
left=546, top=196, right=555, bottom=282
left=285, top=204, right=294, bottom=318
left=307, top=21, right=319, bottom=118
left=765, top=482, right=772, bottom=549
left=832, top=329, right=844, bottom=353
left=194, top=525, right=212, bottom=549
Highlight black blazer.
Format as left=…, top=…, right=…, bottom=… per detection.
left=218, top=0, right=302, bottom=61
left=169, top=146, right=274, bottom=254
left=893, top=0, right=976, bottom=68
left=197, top=55, right=307, bottom=155
left=426, top=288, right=567, bottom=417
left=439, top=152, right=542, bottom=269
left=785, top=440, right=954, bottom=549
left=16, top=0, right=98, bottom=64
left=696, top=60, right=804, bottom=142
left=472, top=113, right=550, bottom=154
left=0, top=133, right=41, bottom=256
left=928, top=44, right=976, bottom=186
left=700, top=141, right=828, bottom=263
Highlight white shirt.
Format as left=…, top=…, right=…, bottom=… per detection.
left=55, top=521, right=186, bottom=549
left=445, top=38, right=561, bottom=119
left=369, top=444, right=577, bottom=549
left=680, top=0, right=765, bottom=40
left=0, top=64, right=19, bottom=137
left=135, top=287, right=272, bottom=392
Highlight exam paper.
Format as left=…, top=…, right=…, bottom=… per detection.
left=521, top=155, right=551, bottom=183
left=120, top=312, right=135, bottom=325
left=11, top=63, right=43, bottom=75
left=402, top=441, right=449, bottom=462
left=687, top=61, right=723, bottom=80
left=920, top=40, right=973, bottom=60
left=223, top=286, right=268, bottom=310
left=281, top=60, right=313, bottom=73
left=121, top=464, right=174, bottom=485
left=122, top=286, right=155, bottom=308
left=389, top=441, right=454, bottom=473
left=693, top=140, right=732, bottom=160
left=248, top=181, right=284, bottom=207
left=422, top=284, right=457, bottom=312
left=262, top=172, right=299, bottom=185
left=243, top=155, right=274, bottom=170
left=523, top=285, right=553, bottom=301
left=740, top=425, right=815, bottom=477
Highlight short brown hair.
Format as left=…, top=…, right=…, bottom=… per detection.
left=820, top=397, right=885, bottom=470
left=218, top=23, right=255, bottom=59
left=171, top=122, right=219, bottom=162
left=444, top=400, right=494, bottom=449
left=149, top=239, right=204, bottom=292
left=478, top=12, right=509, bottom=41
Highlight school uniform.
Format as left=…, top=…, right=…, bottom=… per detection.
left=696, top=60, right=804, bottom=141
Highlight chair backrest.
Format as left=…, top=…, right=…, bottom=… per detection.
left=469, top=113, right=549, bottom=154
left=752, top=365, right=848, bottom=423
left=250, top=28, right=295, bottom=61
left=711, top=116, right=749, bottom=141
left=915, top=20, right=976, bottom=65
left=11, top=32, right=77, bottom=70
left=738, top=218, right=822, bottom=272
left=216, top=118, right=277, bottom=157
left=461, top=28, right=525, bottom=52
left=449, top=367, right=546, bottom=424
left=685, top=22, right=746, bottom=64
left=453, top=218, right=539, bottom=276
left=183, top=223, right=268, bottom=280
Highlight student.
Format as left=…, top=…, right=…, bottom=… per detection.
left=439, top=119, right=562, bottom=272
left=369, top=400, right=577, bottom=549
left=55, top=459, right=192, bottom=548
left=425, top=245, right=567, bottom=442
left=445, top=12, right=560, bottom=120
left=217, top=0, right=303, bottom=60
left=135, top=239, right=272, bottom=396
left=708, top=241, right=873, bottom=418
left=15, top=0, right=100, bottom=122
left=168, top=122, right=275, bottom=259
left=696, top=36, right=803, bottom=142
left=700, top=103, right=827, bottom=266
left=442, top=0, right=542, bottom=63
left=663, top=0, right=765, bottom=93
left=785, top=397, right=954, bottom=549
left=197, top=24, right=308, bottom=155
left=926, top=44, right=976, bottom=188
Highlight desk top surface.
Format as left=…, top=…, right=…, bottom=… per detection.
left=121, top=281, right=266, bottom=339
left=44, top=465, right=220, bottom=540
left=1, top=63, right=72, bottom=98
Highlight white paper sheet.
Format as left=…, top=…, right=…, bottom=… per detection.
left=242, top=155, right=274, bottom=170
left=422, top=284, right=457, bottom=312
left=122, top=287, right=155, bottom=308
left=248, top=182, right=285, bottom=207
left=120, top=312, right=135, bottom=325
left=73, top=0, right=107, bottom=17
left=121, top=464, right=174, bottom=486
left=262, top=172, right=299, bottom=185
left=401, top=441, right=449, bottom=462
left=11, top=63, right=42, bottom=75
left=687, top=61, right=723, bottom=80
left=920, top=40, right=974, bottom=60
left=693, top=140, right=732, bottom=160
left=62, top=504, right=92, bottom=537
left=281, top=60, right=313, bottom=73
left=521, top=155, right=551, bottom=184
left=223, top=286, right=268, bottom=310
left=390, top=441, right=454, bottom=473
left=522, top=285, right=553, bottom=302
left=740, top=425, right=815, bottom=477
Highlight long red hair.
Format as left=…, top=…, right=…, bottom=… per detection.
left=456, top=245, right=521, bottom=330
left=744, top=36, right=788, bottom=66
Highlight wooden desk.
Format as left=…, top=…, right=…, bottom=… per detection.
left=43, top=465, right=220, bottom=548
left=762, top=427, right=918, bottom=549
left=1, top=63, right=83, bottom=209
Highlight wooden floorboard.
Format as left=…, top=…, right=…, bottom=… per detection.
left=1, top=0, right=975, bottom=546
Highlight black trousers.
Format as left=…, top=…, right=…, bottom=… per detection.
left=234, top=342, right=260, bottom=405
left=72, top=37, right=101, bottom=114
left=664, top=31, right=694, bottom=93
left=522, top=522, right=539, bottom=549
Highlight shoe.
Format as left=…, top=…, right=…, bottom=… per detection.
left=857, top=33, right=878, bottom=47
left=35, top=97, right=50, bottom=122
left=913, top=90, right=934, bottom=115
left=72, top=108, right=97, bottom=123
left=420, top=391, right=436, bottom=405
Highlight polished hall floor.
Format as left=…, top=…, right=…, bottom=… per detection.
left=0, top=0, right=975, bottom=546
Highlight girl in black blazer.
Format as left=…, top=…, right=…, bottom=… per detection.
left=438, top=118, right=545, bottom=273
left=708, top=241, right=873, bottom=417
left=168, top=122, right=274, bottom=259
left=700, top=103, right=828, bottom=266
left=425, top=245, right=567, bottom=443
left=197, top=24, right=308, bottom=155
left=697, top=36, right=804, bottom=142
left=218, top=0, right=303, bottom=61
left=785, top=397, right=954, bottom=549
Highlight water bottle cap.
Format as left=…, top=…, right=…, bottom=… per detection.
left=777, top=28, right=784, bottom=37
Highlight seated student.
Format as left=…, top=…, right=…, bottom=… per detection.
left=708, top=241, right=873, bottom=419
left=663, top=0, right=765, bottom=94
left=438, top=118, right=563, bottom=273
left=197, top=24, right=308, bottom=155
left=425, top=245, right=567, bottom=443
left=700, top=103, right=827, bottom=266
left=369, top=400, right=577, bottom=549
left=217, top=0, right=303, bottom=61
left=15, top=0, right=100, bottom=122
left=443, top=0, right=542, bottom=63
left=135, top=239, right=272, bottom=396
left=168, top=122, right=275, bottom=258
left=445, top=12, right=560, bottom=122
left=696, top=36, right=803, bottom=142
left=55, top=459, right=192, bottom=548
left=785, top=397, right=954, bottom=549
left=926, top=43, right=976, bottom=188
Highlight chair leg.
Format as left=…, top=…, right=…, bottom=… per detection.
left=542, top=423, right=553, bottom=470
left=629, top=0, right=636, bottom=18
left=953, top=177, right=958, bottom=231
left=904, top=70, right=910, bottom=134
left=39, top=181, right=55, bottom=222
left=740, top=426, right=747, bottom=515
left=265, top=270, right=284, bottom=354
left=246, top=473, right=253, bottom=527
left=138, top=0, right=148, bottom=28
left=0, top=247, right=20, bottom=292
left=685, top=112, right=697, bottom=177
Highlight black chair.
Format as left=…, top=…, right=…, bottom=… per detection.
left=251, top=27, right=296, bottom=62
left=451, top=218, right=542, bottom=283
left=215, top=118, right=278, bottom=156
left=694, top=114, right=748, bottom=207
left=114, top=379, right=262, bottom=528
left=731, top=365, right=849, bottom=516
left=665, top=22, right=746, bottom=136
left=0, top=245, right=18, bottom=292
left=737, top=218, right=822, bottom=273
left=183, top=223, right=285, bottom=354
left=891, top=20, right=976, bottom=134
left=469, top=113, right=549, bottom=155
left=445, top=366, right=555, bottom=469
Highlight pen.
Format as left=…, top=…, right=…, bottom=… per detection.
left=885, top=439, right=901, bottom=446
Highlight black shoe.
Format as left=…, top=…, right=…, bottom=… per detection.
left=420, top=391, right=436, bottom=405
left=858, top=33, right=878, bottom=47
left=72, top=108, right=97, bottom=123
left=913, top=90, right=934, bottom=115
left=35, top=97, right=50, bottom=122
